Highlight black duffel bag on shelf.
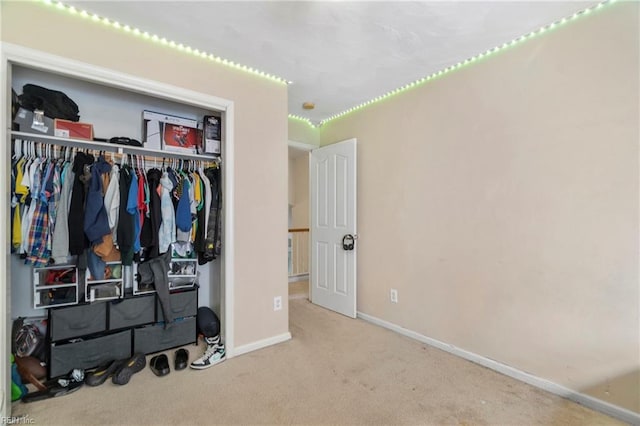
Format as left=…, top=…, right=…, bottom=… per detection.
left=19, top=83, right=80, bottom=122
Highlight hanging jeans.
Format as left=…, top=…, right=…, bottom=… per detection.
left=137, top=250, right=173, bottom=327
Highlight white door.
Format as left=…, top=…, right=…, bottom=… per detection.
left=310, top=138, right=357, bottom=318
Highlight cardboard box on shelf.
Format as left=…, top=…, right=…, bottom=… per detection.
left=203, top=115, right=222, bottom=156
left=13, top=108, right=54, bottom=136
left=143, top=110, right=200, bottom=153
left=54, top=119, right=94, bottom=141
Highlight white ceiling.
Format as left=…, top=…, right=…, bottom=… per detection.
left=66, top=1, right=598, bottom=125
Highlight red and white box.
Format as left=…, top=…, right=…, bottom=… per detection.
left=143, top=110, right=200, bottom=153
left=54, top=119, right=94, bottom=141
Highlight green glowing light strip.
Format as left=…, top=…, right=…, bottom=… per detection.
left=318, top=0, right=616, bottom=127
left=40, top=0, right=290, bottom=85
left=288, top=114, right=316, bottom=128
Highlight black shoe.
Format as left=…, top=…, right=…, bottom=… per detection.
left=22, top=379, right=83, bottom=403
left=174, top=349, right=189, bottom=371
left=23, top=369, right=84, bottom=403
left=112, top=353, right=146, bottom=385
left=85, top=360, right=122, bottom=387
left=150, top=354, right=170, bottom=377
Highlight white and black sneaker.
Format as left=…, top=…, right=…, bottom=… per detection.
left=190, top=340, right=225, bottom=370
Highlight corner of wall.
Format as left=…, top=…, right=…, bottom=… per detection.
left=288, top=117, right=319, bottom=147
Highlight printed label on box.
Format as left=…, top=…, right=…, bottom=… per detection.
left=163, top=124, right=199, bottom=153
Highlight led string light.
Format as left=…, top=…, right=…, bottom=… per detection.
left=39, top=0, right=616, bottom=127
left=288, top=114, right=316, bottom=129
left=40, top=0, right=289, bottom=85
left=316, top=0, right=617, bottom=127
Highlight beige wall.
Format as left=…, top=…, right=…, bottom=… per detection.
left=288, top=156, right=295, bottom=208
left=289, top=155, right=309, bottom=275
left=320, top=2, right=639, bottom=413
left=1, top=1, right=289, bottom=347
left=291, top=155, right=310, bottom=229
left=289, top=117, right=320, bottom=146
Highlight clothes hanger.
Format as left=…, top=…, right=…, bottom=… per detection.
left=12, top=139, right=19, bottom=160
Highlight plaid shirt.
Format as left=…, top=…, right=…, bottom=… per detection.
left=25, top=161, right=55, bottom=267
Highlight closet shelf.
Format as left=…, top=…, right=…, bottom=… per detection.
left=86, top=279, right=123, bottom=285
left=10, top=131, right=219, bottom=163
left=35, top=283, right=76, bottom=290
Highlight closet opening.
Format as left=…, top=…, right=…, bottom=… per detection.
left=1, top=43, right=236, bottom=410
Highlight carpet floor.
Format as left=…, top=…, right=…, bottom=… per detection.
left=11, top=298, right=623, bottom=425
left=289, top=280, right=309, bottom=300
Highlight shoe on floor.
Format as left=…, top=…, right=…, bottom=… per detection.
left=85, top=360, right=122, bottom=387
left=174, top=349, right=189, bottom=371
left=22, top=378, right=83, bottom=403
left=190, top=343, right=225, bottom=370
left=112, top=353, right=146, bottom=385
left=150, top=354, right=170, bottom=377
left=23, top=369, right=84, bottom=403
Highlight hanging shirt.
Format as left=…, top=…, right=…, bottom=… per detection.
left=199, top=168, right=212, bottom=239
left=68, top=152, right=95, bottom=255
left=137, top=169, right=147, bottom=233
left=12, top=157, right=28, bottom=252
left=51, top=162, right=75, bottom=264
left=46, top=162, right=62, bottom=253
left=158, top=172, right=176, bottom=254
left=104, top=164, right=120, bottom=244
left=175, top=177, right=192, bottom=234
left=140, top=168, right=162, bottom=259
left=127, top=170, right=141, bottom=254
left=118, top=165, right=135, bottom=266
left=83, top=157, right=111, bottom=246
left=21, top=158, right=42, bottom=255
left=25, top=160, right=54, bottom=267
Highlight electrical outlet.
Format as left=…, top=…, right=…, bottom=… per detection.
left=273, top=296, right=282, bottom=311
left=390, top=289, right=398, bottom=303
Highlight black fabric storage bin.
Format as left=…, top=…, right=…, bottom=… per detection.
left=49, top=330, right=131, bottom=378
left=109, top=295, right=155, bottom=330
left=134, top=316, right=196, bottom=354
left=156, top=290, right=197, bottom=322
left=49, top=302, right=107, bottom=341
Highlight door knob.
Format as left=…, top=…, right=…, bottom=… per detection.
left=342, top=234, right=355, bottom=251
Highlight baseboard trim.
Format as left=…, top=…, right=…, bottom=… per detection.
left=288, top=274, right=309, bottom=283
left=288, top=293, right=309, bottom=300
left=356, top=311, right=640, bottom=425
left=232, top=332, right=292, bottom=357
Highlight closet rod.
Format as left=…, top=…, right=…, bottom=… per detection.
left=10, top=130, right=221, bottom=163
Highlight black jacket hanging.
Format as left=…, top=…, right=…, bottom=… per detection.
left=141, top=168, right=162, bottom=259
left=68, top=152, right=94, bottom=255
left=200, top=166, right=221, bottom=264
left=117, top=165, right=135, bottom=266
